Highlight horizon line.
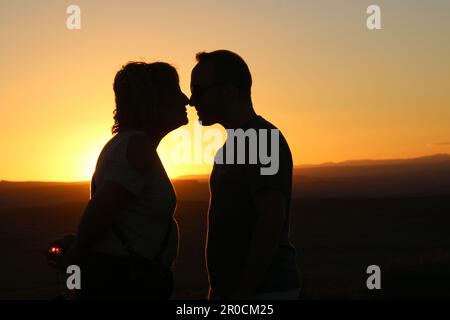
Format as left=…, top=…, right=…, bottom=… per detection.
left=2, top=153, right=449, bottom=184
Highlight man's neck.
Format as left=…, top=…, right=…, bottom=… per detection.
left=221, top=107, right=257, bottom=130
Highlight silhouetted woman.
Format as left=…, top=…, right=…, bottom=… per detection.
left=61, top=62, right=189, bottom=299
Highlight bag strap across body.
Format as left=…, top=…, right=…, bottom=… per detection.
left=112, top=220, right=173, bottom=263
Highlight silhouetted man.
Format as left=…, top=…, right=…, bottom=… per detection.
left=189, top=50, right=300, bottom=299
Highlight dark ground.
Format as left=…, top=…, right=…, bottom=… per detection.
left=1, top=194, right=449, bottom=299
left=1, top=156, right=450, bottom=299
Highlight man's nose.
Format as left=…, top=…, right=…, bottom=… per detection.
left=182, top=93, right=190, bottom=106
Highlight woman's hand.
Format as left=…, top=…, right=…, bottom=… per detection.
left=56, top=241, right=81, bottom=272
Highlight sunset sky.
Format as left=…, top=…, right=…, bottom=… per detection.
left=1, top=0, right=449, bottom=181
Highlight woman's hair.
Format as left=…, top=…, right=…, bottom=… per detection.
left=112, top=61, right=179, bottom=134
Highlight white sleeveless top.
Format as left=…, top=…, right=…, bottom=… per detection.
left=88, top=130, right=178, bottom=268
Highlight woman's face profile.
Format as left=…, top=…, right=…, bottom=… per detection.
left=154, top=80, right=189, bottom=133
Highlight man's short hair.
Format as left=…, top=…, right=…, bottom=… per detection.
left=196, top=50, right=252, bottom=104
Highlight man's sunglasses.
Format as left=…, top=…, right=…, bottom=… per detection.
left=190, top=83, right=223, bottom=98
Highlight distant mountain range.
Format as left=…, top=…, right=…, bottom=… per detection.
left=176, top=154, right=450, bottom=198
left=297, top=153, right=450, bottom=169
left=1, top=154, right=450, bottom=208
left=176, top=154, right=450, bottom=180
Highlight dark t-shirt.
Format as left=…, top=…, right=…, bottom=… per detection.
left=207, top=115, right=300, bottom=297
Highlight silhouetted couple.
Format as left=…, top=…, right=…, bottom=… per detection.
left=60, top=50, right=300, bottom=300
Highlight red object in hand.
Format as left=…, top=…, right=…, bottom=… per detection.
left=46, top=234, right=76, bottom=267
left=49, top=246, right=62, bottom=255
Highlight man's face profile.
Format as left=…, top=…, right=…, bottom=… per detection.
left=190, top=62, right=225, bottom=126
